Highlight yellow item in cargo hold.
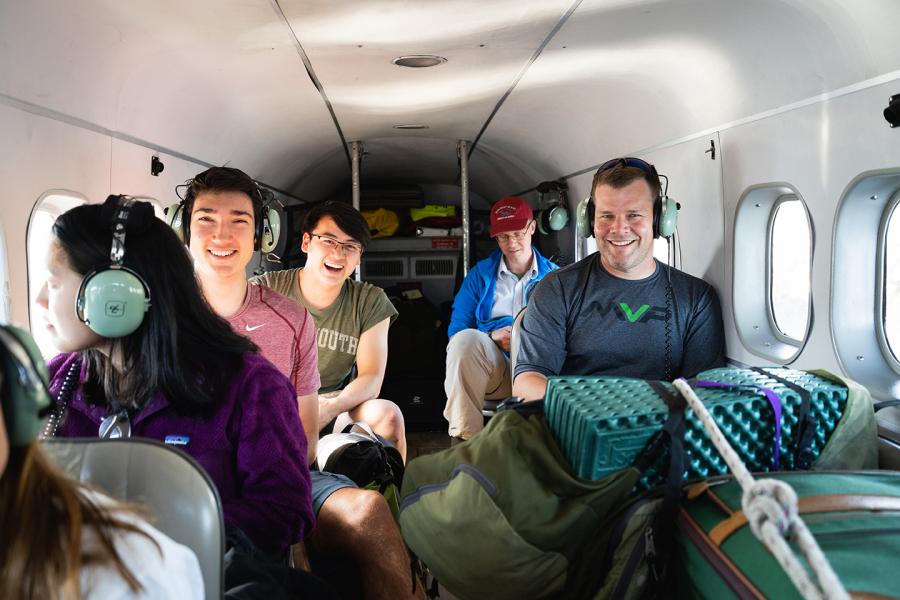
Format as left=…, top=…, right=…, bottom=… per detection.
left=362, top=208, right=400, bottom=238
left=409, top=204, right=457, bottom=221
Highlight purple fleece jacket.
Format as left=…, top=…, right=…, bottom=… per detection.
left=46, top=351, right=313, bottom=556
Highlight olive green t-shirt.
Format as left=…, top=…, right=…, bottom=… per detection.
left=252, top=268, right=398, bottom=393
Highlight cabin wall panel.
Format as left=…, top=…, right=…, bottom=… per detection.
left=109, top=140, right=207, bottom=208
left=0, top=104, right=215, bottom=331
left=719, top=78, right=900, bottom=375
left=639, top=138, right=726, bottom=293
left=0, top=104, right=111, bottom=328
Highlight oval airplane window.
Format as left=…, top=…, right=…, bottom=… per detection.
left=881, top=193, right=900, bottom=365
left=768, top=196, right=812, bottom=343
left=833, top=169, right=900, bottom=399
left=27, top=190, right=87, bottom=357
left=733, top=184, right=811, bottom=364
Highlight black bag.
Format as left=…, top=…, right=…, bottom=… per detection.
left=317, top=422, right=405, bottom=500
left=380, top=377, right=447, bottom=433
left=224, top=526, right=339, bottom=600
left=385, top=288, right=446, bottom=378
left=383, top=287, right=449, bottom=432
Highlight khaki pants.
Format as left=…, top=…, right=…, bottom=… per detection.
left=443, top=329, right=511, bottom=439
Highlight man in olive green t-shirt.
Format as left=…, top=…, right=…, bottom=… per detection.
left=254, top=202, right=405, bottom=459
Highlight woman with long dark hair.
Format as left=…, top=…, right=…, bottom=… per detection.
left=0, top=325, right=203, bottom=599
left=36, top=196, right=314, bottom=560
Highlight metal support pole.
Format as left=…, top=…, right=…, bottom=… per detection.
left=350, top=140, right=362, bottom=281
left=458, top=140, right=471, bottom=277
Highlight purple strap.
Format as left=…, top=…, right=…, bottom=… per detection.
left=693, top=380, right=783, bottom=471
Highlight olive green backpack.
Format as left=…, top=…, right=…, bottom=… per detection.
left=398, top=395, right=686, bottom=600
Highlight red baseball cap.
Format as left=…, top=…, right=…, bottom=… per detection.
left=489, top=196, right=533, bottom=237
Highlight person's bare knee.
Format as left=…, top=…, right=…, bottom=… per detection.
left=348, top=399, right=407, bottom=461
left=312, top=488, right=386, bottom=553
left=312, top=488, right=422, bottom=600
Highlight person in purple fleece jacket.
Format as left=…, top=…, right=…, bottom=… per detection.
left=35, top=196, right=314, bottom=560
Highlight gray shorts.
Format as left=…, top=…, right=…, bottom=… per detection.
left=310, top=470, right=357, bottom=515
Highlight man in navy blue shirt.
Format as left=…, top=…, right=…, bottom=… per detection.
left=513, top=158, right=725, bottom=401
left=444, top=196, right=558, bottom=440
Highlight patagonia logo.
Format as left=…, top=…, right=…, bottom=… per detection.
left=164, top=435, right=190, bottom=447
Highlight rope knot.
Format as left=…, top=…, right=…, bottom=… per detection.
left=742, top=479, right=798, bottom=539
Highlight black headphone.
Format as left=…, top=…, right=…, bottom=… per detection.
left=166, top=171, right=282, bottom=253
left=75, top=196, right=152, bottom=338
left=576, top=158, right=678, bottom=239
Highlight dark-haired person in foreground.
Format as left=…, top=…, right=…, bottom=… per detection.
left=513, top=158, right=725, bottom=400
left=0, top=325, right=203, bottom=599
left=36, top=197, right=315, bottom=588
left=253, top=201, right=407, bottom=460
left=182, top=168, right=422, bottom=600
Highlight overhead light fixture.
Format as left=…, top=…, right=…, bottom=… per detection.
left=392, top=55, right=447, bottom=68
left=393, top=124, right=430, bottom=130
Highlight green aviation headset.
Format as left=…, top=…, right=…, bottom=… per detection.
left=165, top=173, right=283, bottom=254
left=0, top=325, right=52, bottom=446
left=535, top=181, right=571, bottom=235
left=76, top=196, right=152, bottom=338
left=575, top=157, right=679, bottom=239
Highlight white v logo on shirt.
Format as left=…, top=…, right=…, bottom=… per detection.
left=245, top=324, right=266, bottom=332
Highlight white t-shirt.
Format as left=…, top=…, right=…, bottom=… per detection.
left=78, top=492, right=204, bottom=599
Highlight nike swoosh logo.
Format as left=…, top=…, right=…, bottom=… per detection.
left=245, top=324, right=266, bottom=332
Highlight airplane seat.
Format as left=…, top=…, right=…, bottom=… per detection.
left=482, top=308, right=527, bottom=418
left=42, top=438, right=224, bottom=600
left=877, top=405, right=900, bottom=470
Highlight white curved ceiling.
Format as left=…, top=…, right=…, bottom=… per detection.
left=2, top=0, right=899, bottom=202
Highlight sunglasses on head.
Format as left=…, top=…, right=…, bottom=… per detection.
left=594, top=157, right=668, bottom=196
left=595, top=157, right=657, bottom=176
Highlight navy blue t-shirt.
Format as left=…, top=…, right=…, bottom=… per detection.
left=515, top=254, right=725, bottom=382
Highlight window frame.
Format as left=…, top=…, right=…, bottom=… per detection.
left=831, top=168, right=900, bottom=399
left=0, top=225, right=9, bottom=324
left=876, top=189, right=900, bottom=372
left=732, top=183, right=813, bottom=364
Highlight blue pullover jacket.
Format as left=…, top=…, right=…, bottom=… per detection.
left=448, top=247, right=559, bottom=338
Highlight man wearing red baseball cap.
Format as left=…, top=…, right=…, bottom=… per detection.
left=443, top=196, right=559, bottom=441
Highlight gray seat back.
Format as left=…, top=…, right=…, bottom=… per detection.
left=42, top=438, right=224, bottom=600
left=483, top=309, right=528, bottom=417
left=510, top=307, right=527, bottom=387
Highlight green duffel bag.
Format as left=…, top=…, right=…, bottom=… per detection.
left=808, top=370, right=878, bottom=470
left=398, top=399, right=686, bottom=600
left=674, top=470, right=900, bottom=599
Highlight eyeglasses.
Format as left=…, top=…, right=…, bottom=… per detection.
left=99, top=409, right=131, bottom=439
left=495, top=221, right=533, bottom=243
left=310, top=234, right=363, bottom=256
